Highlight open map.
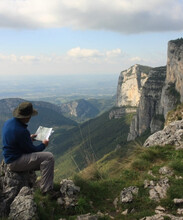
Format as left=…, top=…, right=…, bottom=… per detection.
left=35, top=126, right=54, bottom=141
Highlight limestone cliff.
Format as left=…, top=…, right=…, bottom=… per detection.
left=160, top=39, right=183, bottom=117
left=166, top=39, right=183, bottom=100
left=127, top=38, right=183, bottom=141
left=127, top=66, right=166, bottom=141
left=116, top=64, right=152, bottom=107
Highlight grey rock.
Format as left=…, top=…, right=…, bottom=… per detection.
left=121, top=209, right=128, bottom=215
left=59, top=179, right=80, bottom=209
left=155, top=206, right=166, bottom=214
left=0, top=161, right=36, bottom=217
left=9, top=186, right=38, bottom=220
left=76, top=213, right=98, bottom=220
left=177, top=208, right=183, bottom=215
left=144, top=120, right=183, bottom=147
left=174, top=198, right=183, bottom=204
left=159, top=166, right=174, bottom=177
left=120, top=186, right=139, bottom=203
left=145, top=177, right=170, bottom=202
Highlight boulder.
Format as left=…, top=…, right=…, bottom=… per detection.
left=0, top=161, right=36, bottom=217
left=120, top=186, right=139, bottom=203
left=58, top=179, right=80, bottom=209
left=144, top=120, right=183, bottom=147
left=9, top=186, right=38, bottom=220
left=144, top=177, right=169, bottom=202
left=159, top=166, right=174, bottom=177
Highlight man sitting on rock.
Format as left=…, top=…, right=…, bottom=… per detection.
left=2, top=102, right=55, bottom=194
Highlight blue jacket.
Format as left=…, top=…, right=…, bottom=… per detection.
left=2, top=117, right=45, bottom=164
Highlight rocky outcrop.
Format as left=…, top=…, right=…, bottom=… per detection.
left=9, top=186, right=38, bottom=220
left=57, top=179, right=80, bottom=209
left=144, top=177, right=170, bottom=202
left=127, top=66, right=166, bottom=141
left=0, top=162, right=82, bottom=219
left=61, top=99, right=99, bottom=121
left=143, top=119, right=183, bottom=148
left=116, top=64, right=152, bottom=107
left=111, top=165, right=183, bottom=219
left=120, top=186, right=139, bottom=203
left=109, top=107, right=136, bottom=119
left=0, top=161, right=37, bottom=217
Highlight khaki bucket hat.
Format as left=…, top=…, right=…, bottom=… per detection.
left=13, top=102, right=38, bottom=118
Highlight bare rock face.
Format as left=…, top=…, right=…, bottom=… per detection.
left=160, top=39, right=183, bottom=118
left=9, top=186, right=38, bottom=220
left=60, top=99, right=99, bottom=120
left=116, top=64, right=152, bottom=107
left=127, top=66, right=166, bottom=141
left=166, top=39, right=183, bottom=102
left=0, top=161, right=36, bottom=217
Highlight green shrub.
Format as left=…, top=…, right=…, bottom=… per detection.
left=132, top=159, right=151, bottom=171
left=169, top=160, right=183, bottom=174
left=121, top=169, right=139, bottom=182
left=164, top=216, right=171, bottom=220
left=75, top=197, right=91, bottom=214
left=140, top=148, right=160, bottom=162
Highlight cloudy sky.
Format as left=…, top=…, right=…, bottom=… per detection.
left=0, top=0, right=183, bottom=77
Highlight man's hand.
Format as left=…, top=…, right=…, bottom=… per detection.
left=30, top=134, right=37, bottom=141
left=42, top=139, right=49, bottom=147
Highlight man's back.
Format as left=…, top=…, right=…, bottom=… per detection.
left=2, top=117, right=26, bottom=164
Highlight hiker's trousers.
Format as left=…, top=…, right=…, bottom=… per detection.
left=8, top=152, right=54, bottom=193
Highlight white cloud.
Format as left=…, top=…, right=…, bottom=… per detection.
left=130, top=56, right=143, bottom=62
left=106, top=49, right=122, bottom=57
left=0, top=54, right=38, bottom=62
left=67, top=47, right=102, bottom=58
left=0, top=48, right=130, bottom=75
left=0, top=49, right=166, bottom=75
left=0, top=48, right=123, bottom=64
left=0, top=0, right=182, bottom=33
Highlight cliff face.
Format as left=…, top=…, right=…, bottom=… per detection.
left=126, top=38, right=183, bottom=141
left=127, top=66, right=166, bottom=141
left=166, top=39, right=183, bottom=101
left=116, top=64, right=152, bottom=107
left=160, top=39, right=183, bottom=117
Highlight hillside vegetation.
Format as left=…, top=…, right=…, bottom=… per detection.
left=51, top=109, right=135, bottom=180
left=35, top=100, right=183, bottom=219
left=34, top=139, right=183, bottom=219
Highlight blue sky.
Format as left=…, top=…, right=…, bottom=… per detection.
left=0, top=0, right=183, bottom=77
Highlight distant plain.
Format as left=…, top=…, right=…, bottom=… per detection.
left=0, top=74, right=118, bottom=104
